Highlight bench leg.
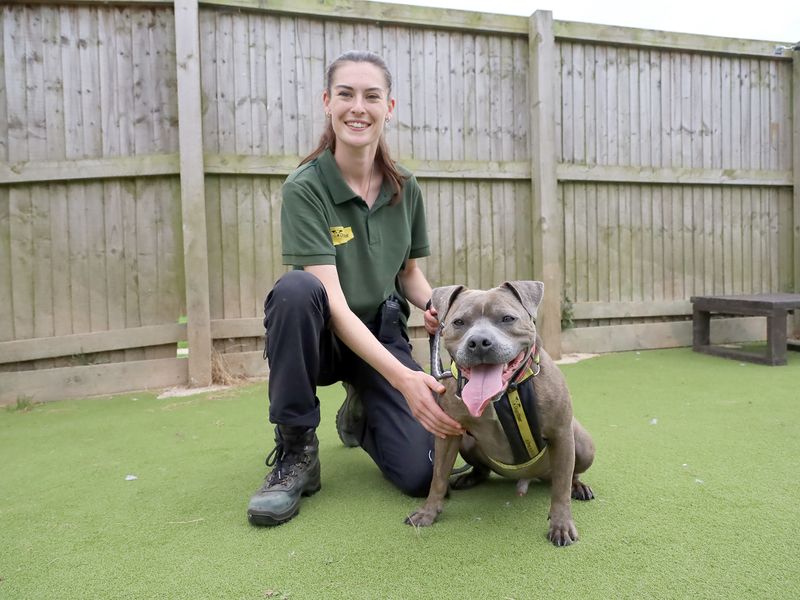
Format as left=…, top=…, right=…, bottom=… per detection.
left=693, top=307, right=711, bottom=350
left=767, top=310, right=788, bottom=366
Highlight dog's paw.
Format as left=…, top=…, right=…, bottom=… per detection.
left=547, top=518, right=579, bottom=547
left=571, top=479, right=594, bottom=501
left=405, top=509, right=438, bottom=527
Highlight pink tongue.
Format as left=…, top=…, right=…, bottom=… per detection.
left=461, top=364, right=505, bottom=417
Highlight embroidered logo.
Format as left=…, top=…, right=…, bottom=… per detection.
left=330, top=226, right=354, bottom=246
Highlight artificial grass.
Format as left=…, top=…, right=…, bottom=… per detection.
left=1, top=347, right=799, bottom=599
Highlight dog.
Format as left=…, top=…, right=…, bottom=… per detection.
left=405, top=281, right=595, bottom=546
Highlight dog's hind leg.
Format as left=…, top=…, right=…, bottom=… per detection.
left=571, top=476, right=594, bottom=501
left=451, top=465, right=491, bottom=490
left=571, top=418, right=595, bottom=500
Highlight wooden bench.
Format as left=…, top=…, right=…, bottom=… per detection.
left=690, top=293, right=800, bottom=366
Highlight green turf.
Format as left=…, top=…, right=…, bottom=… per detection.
left=2, top=348, right=799, bottom=599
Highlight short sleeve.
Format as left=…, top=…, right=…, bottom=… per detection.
left=407, top=176, right=430, bottom=259
left=280, top=180, right=337, bottom=266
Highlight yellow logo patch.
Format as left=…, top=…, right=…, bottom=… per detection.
left=330, top=226, right=354, bottom=246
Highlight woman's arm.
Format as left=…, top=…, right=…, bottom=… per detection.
left=398, top=258, right=439, bottom=336
left=304, top=264, right=463, bottom=439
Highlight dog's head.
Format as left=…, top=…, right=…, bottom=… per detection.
left=431, top=281, right=543, bottom=417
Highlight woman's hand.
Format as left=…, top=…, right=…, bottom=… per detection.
left=395, top=369, right=463, bottom=439
left=423, top=303, right=439, bottom=336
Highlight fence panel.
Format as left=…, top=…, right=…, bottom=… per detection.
left=554, top=34, right=795, bottom=353
left=0, top=4, right=185, bottom=400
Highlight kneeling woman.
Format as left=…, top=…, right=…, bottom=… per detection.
left=247, top=51, right=462, bottom=526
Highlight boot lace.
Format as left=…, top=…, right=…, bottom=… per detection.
left=264, top=442, right=289, bottom=484
left=264, top=441, right=308, bottom=486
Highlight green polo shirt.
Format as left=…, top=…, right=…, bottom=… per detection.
left=281, top=149, right=430, bottom=324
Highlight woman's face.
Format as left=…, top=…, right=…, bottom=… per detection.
left=323, top=61, right=395, bottom=154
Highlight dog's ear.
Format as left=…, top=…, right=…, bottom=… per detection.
left=502, top=281, right=544, bottom=320
left=431, top=285, right=465, bottom=322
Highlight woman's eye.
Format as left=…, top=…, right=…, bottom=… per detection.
left=502, top=315, right=516, bottom=323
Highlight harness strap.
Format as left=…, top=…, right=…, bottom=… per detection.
left=508, top=388, right=538, bottom=457
left=486, top=446, right=548, bottom=476
left=493, top=375, right=545, bottom=465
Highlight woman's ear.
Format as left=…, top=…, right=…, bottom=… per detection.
left=322, top=90, right=331, bottom=114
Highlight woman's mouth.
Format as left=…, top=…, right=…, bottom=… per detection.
left=345, top=120, right=370, bottom=130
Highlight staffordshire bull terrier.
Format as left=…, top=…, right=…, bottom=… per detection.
left=405, top=281, right=595, bottom=546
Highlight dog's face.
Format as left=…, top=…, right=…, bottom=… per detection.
left=431, top=281, right=543, bottom=418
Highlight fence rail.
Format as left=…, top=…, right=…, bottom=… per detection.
left=1, top=0, right=797, bottom=403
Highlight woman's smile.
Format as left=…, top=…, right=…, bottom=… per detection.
left=345, top=119, right=371, bottom=130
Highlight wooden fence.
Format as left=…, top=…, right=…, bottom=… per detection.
left=0, top=0, right=797, bottom=403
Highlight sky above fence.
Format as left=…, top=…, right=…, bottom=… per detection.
left=381, top=0, right=800, bottom=44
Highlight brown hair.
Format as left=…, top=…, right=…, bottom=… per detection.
left=300, top=51, right=406, bottom=204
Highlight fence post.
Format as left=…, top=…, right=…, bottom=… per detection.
left=174, top=0, right=212, bottom=386
left=528, top=10, right=562, bottom=357
left=793, top=48, right=800, bottom=337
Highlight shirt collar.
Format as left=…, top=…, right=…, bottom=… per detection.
left=317, top=148, right=391, bottom=208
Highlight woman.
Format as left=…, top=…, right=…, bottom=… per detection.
left=247, top=51, right=463, bottom=526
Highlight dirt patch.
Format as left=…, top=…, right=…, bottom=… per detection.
left=156, top=385, right=230, bottom=399
left=555, top=353, right=598, bottom=365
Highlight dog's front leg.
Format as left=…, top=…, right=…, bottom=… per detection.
left=546, top=426, right=579, bottom=546
left=405, top=435, right=461, bottom=527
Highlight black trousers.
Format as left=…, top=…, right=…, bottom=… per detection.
left=263, top=270, right=434, bottom=497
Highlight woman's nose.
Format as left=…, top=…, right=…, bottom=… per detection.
left=350, top=95, right=366, bottom=113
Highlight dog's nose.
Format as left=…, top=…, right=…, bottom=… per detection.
left=467, top=335, right=493, bottom=351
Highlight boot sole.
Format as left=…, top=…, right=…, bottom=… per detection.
left=247, top=483, right=321, bottom=526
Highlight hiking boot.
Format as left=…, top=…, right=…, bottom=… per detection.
left=336, top=382, right=365, bottom=448
left=247, top=425, right=321, bottom=526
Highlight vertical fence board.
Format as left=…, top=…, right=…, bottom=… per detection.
left=436, top=179, right=452, bottom=285
left=0, top=189, right=10, bottom=342
left=0, top=6, right=7, bottom=164
left=651, top=186, right=664, bottom=299
left=640, top=185, right=652, bottom=300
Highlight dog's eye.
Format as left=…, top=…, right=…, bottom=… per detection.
left=452, top=318, right=464, bottom=327
left=502, top=315, right=516, bottom=323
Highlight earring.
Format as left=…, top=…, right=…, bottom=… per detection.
left=326, top=112, right=331, bottom=119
